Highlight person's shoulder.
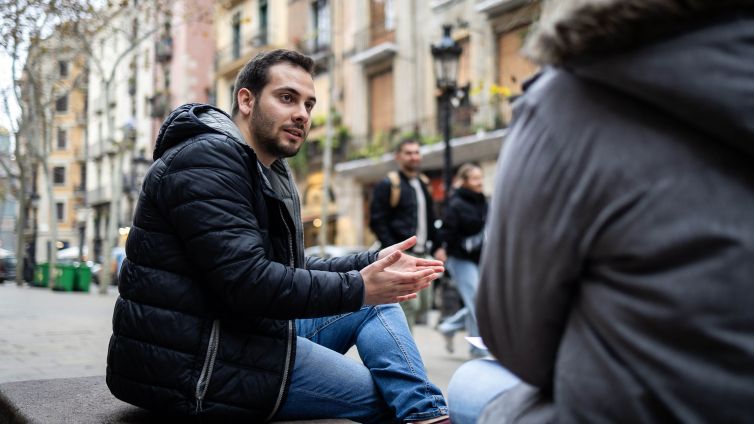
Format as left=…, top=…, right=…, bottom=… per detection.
left=161, top=133, right=249, bottom=175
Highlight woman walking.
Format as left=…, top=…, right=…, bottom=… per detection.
left=437, top=163, right=488, bottom=358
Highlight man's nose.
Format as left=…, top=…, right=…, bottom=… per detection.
left=292, top=103, right=309, bottom=124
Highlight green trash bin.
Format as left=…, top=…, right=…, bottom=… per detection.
left=74, top=264, right=92, bottom=292
left=53, top=264, right=76, bottom=292
left=34, top=263, right=50, bottom=287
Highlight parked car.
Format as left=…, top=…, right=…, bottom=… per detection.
left=304, top=245, right=366, bottom=259
left=0, top=248, right=16, bottom=282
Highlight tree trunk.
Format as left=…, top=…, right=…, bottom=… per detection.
left=100, top=80, right=116, bottom=293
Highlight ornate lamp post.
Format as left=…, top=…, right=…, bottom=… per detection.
left=431, top=24, right=463, bottom=200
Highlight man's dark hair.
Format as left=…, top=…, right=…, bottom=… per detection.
left=231, top=49, right=315, bottom=117
left=395, top=138, right=421, bottom=153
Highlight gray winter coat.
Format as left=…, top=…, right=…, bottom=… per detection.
left=477, top=1, right=754, bottom=422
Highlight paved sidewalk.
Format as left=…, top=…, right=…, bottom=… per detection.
left=0, top=282, right=472, bottom=395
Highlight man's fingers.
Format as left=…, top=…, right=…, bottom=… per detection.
left=396, top=293, right=417, bottom=302
left=397, top=236, right=417, bottom=251
left=414, top=258, right=443, bottom=267
left=371, top=250, right=402, bottom=270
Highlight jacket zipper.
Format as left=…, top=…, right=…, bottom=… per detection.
left=266, top=204, right=296, bottom=421
left=195, top=319, right=221, bottom=414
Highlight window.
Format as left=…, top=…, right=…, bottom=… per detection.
left=55, top=202, right=65, bottom=222
left=368, top=68, right=394, bottom=138
left=57, top=128, right=67, bottom=150
left=58, top=61, right=69, bottom=78
left=232, top=12, right=241, bottom=59
left=55, top=94, right=68, bottom=112
left=53, top=166, right=66, bottom=185
left=259, top=0, right=268, bottom=44
left=496, top=27, right=538, bottom=124
left=369, top=0, right=395, bottom=45
left=311, top=0, right=330, bottom=51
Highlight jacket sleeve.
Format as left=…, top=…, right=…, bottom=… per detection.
left=476, top=104, right=588, bottom=388
left=369, top=179, right=398, bottom=247
left=305, top=250, right=378, bottom=272
left=159, top=138, right=364, bottom=320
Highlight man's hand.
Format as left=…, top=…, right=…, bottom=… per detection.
left=377, top=236, right=418, bottom=260
left=360, top=250, right=443, bottom=305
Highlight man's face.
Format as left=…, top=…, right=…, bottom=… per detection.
left=395, top=142, right=422, bottom=173
left=248, top=63, right=316, bottom=159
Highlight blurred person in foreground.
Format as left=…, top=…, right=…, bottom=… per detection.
left=436, top=163, right=488, bottom=358
left=370, top=139, right=446, bottom=331
left=448, top=1, right=754, bottom=423
left=107, top=50, right=449, bottom=424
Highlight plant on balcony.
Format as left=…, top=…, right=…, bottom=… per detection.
left=471, top=81, right=513, bottom=129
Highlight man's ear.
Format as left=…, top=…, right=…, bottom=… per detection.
left=237, top=88, right=255, bottom=116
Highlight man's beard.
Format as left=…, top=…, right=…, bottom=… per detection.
left=251, top=102, right=305, bottom=159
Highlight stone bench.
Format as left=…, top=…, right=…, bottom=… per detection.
left=0, top=376, right=353, bottom=423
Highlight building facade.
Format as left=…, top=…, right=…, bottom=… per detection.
left=206, top=0, right=541, bottom=248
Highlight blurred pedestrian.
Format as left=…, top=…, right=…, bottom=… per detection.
left=436, top=163, right=488, bottom=358
left=370, top=139, right=447, bottom=331
left=449, top=0, right=754, bottom=423
left=108, top=50, right=450, bottom=423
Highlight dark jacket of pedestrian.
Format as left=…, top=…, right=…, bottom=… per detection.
left=438, top=187, right=488, bottom=264
left=107, top=104, right=375, bottom=422
left=370, top=171, right=439, bottom=253
left=477, top=1, right=754, bottom=422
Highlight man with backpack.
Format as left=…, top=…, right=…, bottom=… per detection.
left=370, top=139, right=446, bottom=330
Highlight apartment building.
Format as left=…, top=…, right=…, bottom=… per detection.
left=84, top=3, right=157, bottom=262
left=25, top=39, right=89, bottom=263
left=85, top=1, right=215, bottom=263
left=333, top=0, right=541, bottom=246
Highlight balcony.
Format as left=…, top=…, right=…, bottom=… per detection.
left=88, top=139, right=117, bottom=160
left=216, top=31, right=271, bottom=78
left=350, top=23, right=397, bottom=65
left=475, top=0, right=530, bottom=15
left=155, top=36, right=173, bottom=63
left=86, top=187, right=109, bottom=206
left=150, top=92, right=170, bottom=118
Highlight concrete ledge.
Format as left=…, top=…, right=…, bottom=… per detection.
left=0, top=376, right=353, bottom=423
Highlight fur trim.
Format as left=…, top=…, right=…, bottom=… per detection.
left=524, top=0, right=754, bottom=65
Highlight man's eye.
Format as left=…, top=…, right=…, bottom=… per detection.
left=281, top=94, right=292, bottom=102
left=305, top=102, right=314, bottom=111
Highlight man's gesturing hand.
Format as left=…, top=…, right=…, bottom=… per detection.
left=360, top=250, right=443, bottom=305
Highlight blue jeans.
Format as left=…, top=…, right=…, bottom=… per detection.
left=448, top=359, right=520, bottom=424
left=441, top=257, right=486, bottom=356
left=274, top=304, right=448, bottom=423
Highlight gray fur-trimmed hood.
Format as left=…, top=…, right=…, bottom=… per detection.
left=524, top=1, right=754, bottom=158
left=524, top=0, right=754, bottom=65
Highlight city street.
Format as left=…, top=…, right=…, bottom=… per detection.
left=0, top=282, right=471, bottom=396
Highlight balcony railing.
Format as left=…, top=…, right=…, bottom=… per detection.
left=86, top=187, right=109, bottom=205
left=150, top=92, right=170, bottom=118
left=351, top=22, right=398, bottom=65
left=155, top=36, right=173, bottom=63
left=216, top=31, right=271, bottom=76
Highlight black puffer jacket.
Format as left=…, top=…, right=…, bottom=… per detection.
left=438, top=188, right=488, bottom=263
left=106, top=104, right=375, bottom=422
left=369, top=171, right=439, bottom=253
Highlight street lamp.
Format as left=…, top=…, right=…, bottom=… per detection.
left=431, top=24, right=463, bottom=202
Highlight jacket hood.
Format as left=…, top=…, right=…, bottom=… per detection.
left=153, top=103, right=247, bottom=160
left=524, top=1, right=754, bottom=158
